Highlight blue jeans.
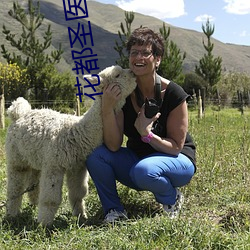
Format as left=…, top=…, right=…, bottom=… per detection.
left=86, top=144, right=195, bottom=215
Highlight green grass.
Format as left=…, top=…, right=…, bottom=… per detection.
left=0, top=107, right=249, bottom=249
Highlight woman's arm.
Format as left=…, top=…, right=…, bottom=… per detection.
left=102, top=83, right=124, bottom=151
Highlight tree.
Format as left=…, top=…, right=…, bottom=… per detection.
left=114, top=11, right=134, bottom=68
left=1, top=0, right=63, bottom=101
left=195, top=19, right=222, bottom=96
left=37, top=64, right=76, bottom=105
left=216, top=72, right=250, bottom=107
left=183, top=72, right=207, bottom=97
left=158, top=23, right=186, bottom=84
left=0, top=62, right=27, bottom=128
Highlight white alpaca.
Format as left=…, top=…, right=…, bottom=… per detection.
left=5, top=65, right=136, bottom=226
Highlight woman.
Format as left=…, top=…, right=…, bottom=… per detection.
left=86, top=27, right=196, bottom=223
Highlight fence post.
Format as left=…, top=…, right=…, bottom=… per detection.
left=76, top=96, right=81, bottom=116
left=201, top=87, right=205, bottom=113
left=192, top=88, right=197, bottom=108
left=198, top=89, right=203, bottom=119
left=0, top=94, right=5, bottom=129
left=43, top=88, right=48, bottom=108
left=237, top=90, right=244, bottom=115
left=216, top=89, right=221, bottom=111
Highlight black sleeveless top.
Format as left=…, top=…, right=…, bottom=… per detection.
left=122, top=81, right=196, bottom=166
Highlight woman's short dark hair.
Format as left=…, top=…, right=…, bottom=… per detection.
left=126, top=27, right=164, bottom=57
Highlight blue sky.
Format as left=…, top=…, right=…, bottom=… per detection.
left=90, top=0, right=250, bottom=46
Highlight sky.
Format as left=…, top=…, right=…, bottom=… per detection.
left=91, top=0, right=250, bottom=46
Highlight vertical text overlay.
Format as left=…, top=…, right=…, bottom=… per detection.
left=63, top=0, right=103, bottom=102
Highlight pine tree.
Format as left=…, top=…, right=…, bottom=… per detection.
left=114, top=11, right=134, bottom=68
left=1, top=0, right=63, bottom=100
left=195, top=19, right=222, bottom=96
left=158, top=23, right=186, bottom=84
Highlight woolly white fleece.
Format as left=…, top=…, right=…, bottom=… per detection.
left=5, top=65, right=136, bottom=226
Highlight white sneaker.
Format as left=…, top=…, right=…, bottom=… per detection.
left=103, top=209, right=128, bottom=223
left=163, top=189, right=184, bottom=219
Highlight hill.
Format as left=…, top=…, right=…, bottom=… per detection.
left=1, top=0, right=250, bottom=75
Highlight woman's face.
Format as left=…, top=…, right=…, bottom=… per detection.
left=129, top=44, right=161, bottom=76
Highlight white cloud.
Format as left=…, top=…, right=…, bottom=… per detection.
left=194, top=14, right=216, bottom=23
left=115, top=0, right=186, bottom=19
left=223, top=0, right=250, bottom=14
left=239, top=30, right=248, bottom=37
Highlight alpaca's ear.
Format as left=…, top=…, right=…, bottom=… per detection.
left=83, top=74, right=104, bottom=99
left=83, top=74, right=100, bottom=85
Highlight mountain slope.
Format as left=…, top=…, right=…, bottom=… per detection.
left=0, top=0, right=250, bottom=75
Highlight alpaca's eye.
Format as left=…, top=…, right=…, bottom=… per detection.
left=115, top=74, right=120, bottom=78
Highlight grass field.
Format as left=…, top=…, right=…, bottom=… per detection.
left=0, top=107, right=249, bottom=249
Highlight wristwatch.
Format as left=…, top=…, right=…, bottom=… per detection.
left=141, top=132, right=154, bottom=143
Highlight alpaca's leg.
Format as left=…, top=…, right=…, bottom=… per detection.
left=66, top=164, right=88, bottom=218
left=27, top=169, right=40, bottom=206
left=6, top=163, right=30, bottom=217
left=37, top=167, right=65, bottom=226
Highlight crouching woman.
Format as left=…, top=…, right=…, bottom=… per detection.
left=86, top=27, right=196, bottom=223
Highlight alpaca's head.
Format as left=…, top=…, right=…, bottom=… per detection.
left=7, top=97, right=32, bottom=121
left=99, top=65, right=136, bottom=98
left=85, top=65, right=136, bottom=109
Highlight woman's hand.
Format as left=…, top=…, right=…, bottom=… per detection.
left=134, top=105, right=161, bottom=136
left=102, top=83, right=122, bottom=113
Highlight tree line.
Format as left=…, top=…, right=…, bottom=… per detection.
left=114, top=12, right=250, bottom=110
left=0, top=0, right=76, bottom=106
